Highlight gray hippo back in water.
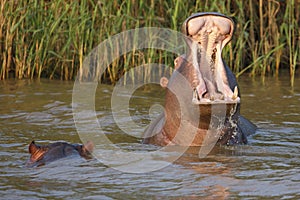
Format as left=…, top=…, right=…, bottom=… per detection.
left=143, top=12, right=256, bottom=146
left=26, top=141, right=94, bottom=167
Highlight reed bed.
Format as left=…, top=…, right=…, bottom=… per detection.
left=0, top=0, right=299, bottom=86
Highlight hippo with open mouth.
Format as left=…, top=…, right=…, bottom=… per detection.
left=26, top=141, right=94, bottom=167
left=143, top=12, right=256, bottom=146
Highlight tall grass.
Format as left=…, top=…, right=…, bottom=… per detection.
left=0, top=0, right=299, bottom=85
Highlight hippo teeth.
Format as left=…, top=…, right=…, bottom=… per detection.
left=232, top=86, right=238, bottom=100
left=192, top=88, right=200, bottom=103
left=192, top=86, right=240, bottom=104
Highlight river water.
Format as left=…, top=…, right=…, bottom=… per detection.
left=0, top=75, right=299, bottom=199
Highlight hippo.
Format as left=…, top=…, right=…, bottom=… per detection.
left=26, top=140, right=94, bottom=167
left=143, top=12, right=256, bottom=146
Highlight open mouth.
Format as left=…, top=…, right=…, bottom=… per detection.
left=182, top=13, right=240, bottom=105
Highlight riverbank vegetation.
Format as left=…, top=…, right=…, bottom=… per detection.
left=0, top=0, right=299, bottom=85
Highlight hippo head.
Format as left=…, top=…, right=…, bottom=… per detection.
left=145, top=12, right=256, bottom=147
left=181, top=12, right=239, bottom=104
left=26, top=141, right=94, bottom=167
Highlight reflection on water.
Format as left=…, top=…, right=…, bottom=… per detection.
left=0, top=76, right=299, bottom=199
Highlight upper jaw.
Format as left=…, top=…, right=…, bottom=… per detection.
left=182, top=12, right=240, bottom=105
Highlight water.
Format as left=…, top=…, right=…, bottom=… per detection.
left=0, top=76, right=299, bottom=199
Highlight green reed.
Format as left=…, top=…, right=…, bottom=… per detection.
left=0, top=0, right=299, bottom=85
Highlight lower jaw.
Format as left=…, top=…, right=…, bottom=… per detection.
left=192, top=98, right=240, bottom=105
left=192, top=85, right=240, bottom=105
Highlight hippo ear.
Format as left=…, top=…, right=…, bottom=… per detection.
left=29, top=141, right=40, bottom=154
left=83, top=141, right=94, bottom=153
left=160, top=77, right=169, bottom=88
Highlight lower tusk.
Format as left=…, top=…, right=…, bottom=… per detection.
left=232, top=86, right=238, bottom=100
left=192, top=89, right=200, bottom=103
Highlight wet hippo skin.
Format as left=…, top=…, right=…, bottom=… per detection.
left=26, top=141, right=94, bottom=167
left=143, top=12, right=256, bottom=146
